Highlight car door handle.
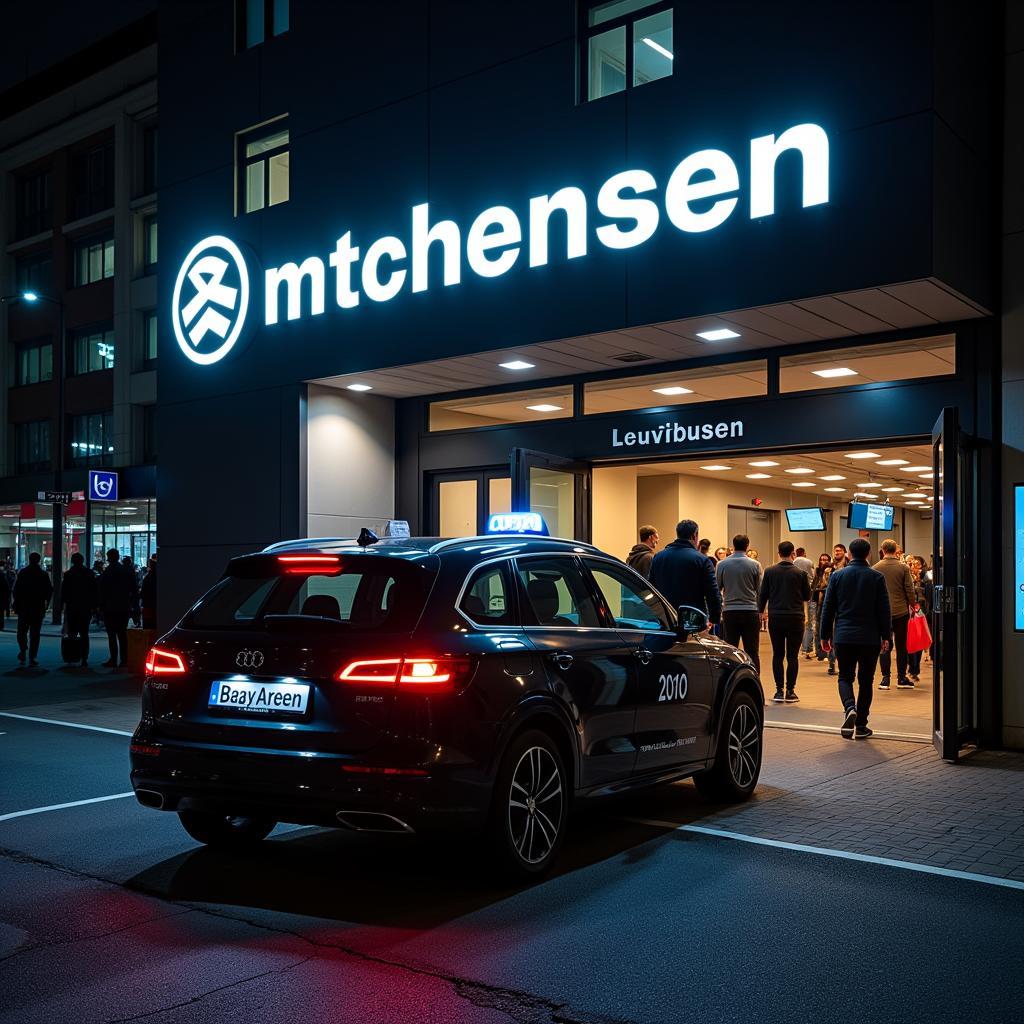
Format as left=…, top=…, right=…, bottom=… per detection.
left=549, top=652, right=574, bottom=671
left=632, top=648, right=653, bottom=665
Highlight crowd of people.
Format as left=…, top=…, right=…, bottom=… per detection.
left=629, top=522, right=932, bottom=740
left=0, top=549, right=157, bottom=669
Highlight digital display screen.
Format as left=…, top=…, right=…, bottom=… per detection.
left=1015, top=485, right=1024, bottom=631
left=785, top=507, right=826, bottom=531
left=847, top=501, right=895, bottom=531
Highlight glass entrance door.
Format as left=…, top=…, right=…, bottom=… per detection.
left=931, top=407, right=975, bottom=761
left=510, top=449, right=591, bottom=541
left=430, top=469, right=511, bottom=537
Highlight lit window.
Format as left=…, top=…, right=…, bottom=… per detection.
left=73, top=234, right=114, bottom=286
left=429, top=386, right=574, bottom=431
left=70, top=326, right=115, bottom=375
left=582, top=0, right=673, bottom=102
left=238, top=119, right=289, bottom=214
left=68, top=411, right=114, bottom=467
left=238, top=0, right=289, bottom=50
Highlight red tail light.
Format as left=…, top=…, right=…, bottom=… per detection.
left=145, top=647, right=186, bottom=676
left=336, top=656, right=474, bottom=692
left=277, top=554, right=342, bottom=575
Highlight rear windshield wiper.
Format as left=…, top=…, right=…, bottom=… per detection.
left=263, top=614, right=347, bottom=632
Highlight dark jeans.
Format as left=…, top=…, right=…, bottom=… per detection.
left=722, top=610, right=761, bottom=675
left=768, top=614, right=804, bottom=692
left=104, top=611, right=129, bottom=664
left=17, top=613, right=43, bottom=659
left=835, top=642, right=879, bottom=728
left=65, top=608, right=91, bottom=663
left=908, top=649, right=923, bottom=675
left=879, top=613, right=910, bottom=682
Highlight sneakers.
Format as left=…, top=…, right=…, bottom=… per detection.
left=784, top=690, right=800, bottom=703
left=803, top=652, right=815, bottom=660
left=29, top=658, right=39, bottom=667
left=897, top=679, right=915, bottom=689
left=17, top=650, right=26, bottom=663
left=855, top=726, right=874, bottom=740
left=841, top=708, right=857, bottom=739
left=772, top=689, right=786, bottom=703
left=878, top=678, right=891, bottom=690
left=827, top=666, right=836, bottom=676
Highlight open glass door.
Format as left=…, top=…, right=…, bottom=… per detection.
left=510, top=449, right=591, bottom=541
left=931, top=408, right=975, bottom=761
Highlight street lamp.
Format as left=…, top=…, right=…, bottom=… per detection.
left=1, top=291, right=66, bottom=623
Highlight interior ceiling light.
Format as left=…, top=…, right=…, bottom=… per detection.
left=845, top=451, right=880, bottom=459
left=876, top=458, right=909, bottom=466
left=652, top=386, right=693, bottom=396
left=696, top=328, right=741, bottom=342
left=784, top=467, right=815, bottom=475
left=857, top=482, right=881, bottom=488
left=527, top=403, right=562, bottom=412
left=700, top=465, right=732, bottom=471
left=918, top=471, right=934, bottom=478
left=823, top=487, right=846, bottom=493
left=820, top=474, right=846, bottom=481
left=642, top=37, right=674, bottom=60
left=853, top=492, right=876, bottom=499
left=346, top=383, right=373, bottom=392
left=748, top=460, right=779, bottom=467
left=792, top=482, right=816, bottom=487
left=902, top=465, right=931, bottom=472
left=746, top=473, right=771, bottom=479
left=905, top=501, right=924, bottom=506
left=812, top=367, right=858, bottom=378
left=904, top=492, right=927, bottom=498
left=499, top=360, right=535, bottom=370
left=881, top=486, right=904, bottom=492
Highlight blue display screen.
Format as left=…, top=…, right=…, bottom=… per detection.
left=785, top=507, right=826, bottom=531
left=847, top=501, right=894, bottom=531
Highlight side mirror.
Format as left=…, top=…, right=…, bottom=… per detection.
left=677, top=605, right=709, bottom=637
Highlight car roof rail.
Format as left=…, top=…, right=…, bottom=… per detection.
left=427, top=535, right=602, bottom=554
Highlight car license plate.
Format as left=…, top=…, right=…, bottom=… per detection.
left=209, top=679, right=310, bottom=715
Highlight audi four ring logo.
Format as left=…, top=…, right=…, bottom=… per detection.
left=235, top=649, right=265, bottom=669
left=172, top=235, right=250, bottom=365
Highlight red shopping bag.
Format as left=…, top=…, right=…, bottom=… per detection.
left=906, top=611, right=932, bottom=654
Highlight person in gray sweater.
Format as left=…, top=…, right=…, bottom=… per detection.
left=872, top=539, right=918, bottom=690
left=716, top=533, right=764, bottom=674
left=626, top=525, right=659, bottom=579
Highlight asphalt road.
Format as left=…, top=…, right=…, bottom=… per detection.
left=1, top=645, right=1022, bottom=1024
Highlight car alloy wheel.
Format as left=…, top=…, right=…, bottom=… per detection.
left=507, top=745, right=564, bottom=866
left=727, top=702, right=760, bottom=789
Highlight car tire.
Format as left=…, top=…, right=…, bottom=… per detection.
left=177, top=810, right=276, bottom=848
left=694, top=689, right=762, bottom=802
left=488, top=729, right=567, bottom=877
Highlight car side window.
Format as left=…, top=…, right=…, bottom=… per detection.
left=585, top=559, right=672, bottom=632
left=517, top=557, right=602, bottom=628
left=460, top=564, right=516, bottom=625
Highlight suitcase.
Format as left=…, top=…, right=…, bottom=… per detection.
left=61, top=634, right=83, bottom=664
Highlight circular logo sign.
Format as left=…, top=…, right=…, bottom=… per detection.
left=172, top=235, right=250, bottom=365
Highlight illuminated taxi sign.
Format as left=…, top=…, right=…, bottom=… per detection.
left=487, top=512, right=549, bottom=536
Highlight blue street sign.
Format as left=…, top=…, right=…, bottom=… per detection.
left=88, top=470, right=119, bottom=502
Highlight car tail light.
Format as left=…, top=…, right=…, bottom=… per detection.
left=130, top=743, right=161, bottom=757
left=336, top=655, right=474, bottom=692
left=341, top=765, right=429, bottom=777
left=144, top=647, right=186, bottom=676
left=277, top=554, right=342, bottom=575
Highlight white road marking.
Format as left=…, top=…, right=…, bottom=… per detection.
left=622, top=818, right=1024, bottom=891
left=0, top=792, right=135, bottom=823
left=0, top=712, right=132, bottom=737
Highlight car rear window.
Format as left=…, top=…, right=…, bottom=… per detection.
left=183, top=557, right=437, bottom=632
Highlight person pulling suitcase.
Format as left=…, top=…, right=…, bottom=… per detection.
left=62, top=552, right=99, bottom=668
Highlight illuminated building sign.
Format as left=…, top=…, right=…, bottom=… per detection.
left=487, top=512, right=549, bottom=535
left=172, top=123, right=829, bottom=363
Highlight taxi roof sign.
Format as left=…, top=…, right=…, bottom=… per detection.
left=486, top=512, right=549, bottom=536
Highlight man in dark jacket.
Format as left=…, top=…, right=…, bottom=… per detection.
left=13, top=552, right=52, bottom=666
left=0, top=565, right=9, bottom=631
left=649, top=519, right=722, bottom=626
left=62, top=552, right=99, bottom=668
left=98, top=549, right=133, bottom=668
left=626, top=526, right=659, bottom=579
left=140, top=554, right=157, bottom=629
left=758, top=541, right=811, bottom=703
left=820, top=538, right=892, bottom=740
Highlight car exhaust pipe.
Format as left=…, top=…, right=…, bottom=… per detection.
left=335, top=810, right=414, bottom=834
left=135, top=789, right=165, bottom=810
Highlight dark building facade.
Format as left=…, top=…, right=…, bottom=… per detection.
left=158, top=2, right=1018, bottom=754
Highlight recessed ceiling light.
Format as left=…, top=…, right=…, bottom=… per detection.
left=746, top=473, right=771, bottom=479
left=652, top=386, right=694, bottom=396
left=857, top=482, right=881, bottom=488
left=918, top=471, right=934, bottom=478
left=820, top=475, right=846, bottom=481
left=527, top=403, right=563, bottom=412
left=785, top=467, right=815, bottom=475
left=812, top=367, right=858, bottom=378
left=701, top=465, right=732, bottom=471
left=904, top=492, right=927, bottom=498
left=845, top=451, right=880, bottom=459
left=792, top=482, right=816, bottom=487
left=749, top=460, right=779, bottom=467
left=881, top=487, right=904, bottom=492
left=876, top=458, right=909, bottom=466
left=905, top=501, right=924, bottom=506
left=499, top=359, right=535, bottom=371
left=696, top=328, right=741, bottom=342
left=902, top=465, right=931, bottom=472
left=853, top=492, right=876, bottom=499
left=824, top=487, right=846, bottom=493
left=346, top=383, right=373, bottom=392
left=642, top=36, right=674, bottom=60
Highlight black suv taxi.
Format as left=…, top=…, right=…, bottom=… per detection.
left=130, top=533, right=763, bottom=875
